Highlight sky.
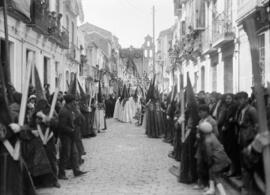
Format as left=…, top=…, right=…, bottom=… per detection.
left=80, top=0, right=175, bottom=48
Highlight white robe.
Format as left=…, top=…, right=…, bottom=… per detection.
left=113, top=98, right=120, bottom=119
left=121, top=100, right=132, bottom=123
left=93, top=108, right=105, bottom=130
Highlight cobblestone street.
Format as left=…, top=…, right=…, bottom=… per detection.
left=38, top=119, right=200, bottom=195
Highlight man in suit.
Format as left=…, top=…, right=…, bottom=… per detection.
left=58, top=94, right=87, bottom=179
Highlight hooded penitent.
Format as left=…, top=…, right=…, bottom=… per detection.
left=97, top=79, right=102, bottom=103
left=68, top=74, right=80, bottom=100
left=134, top=87, right=138, bottom=99
left=127, top=84, right=131, bottom=98
left=146, top=75, right=156, bottom=102
left=0, top=53, right=37, bottom=195
left=120, top=85, right=127, bottom=102
left=117, top=86, right=121, bottom=98
left=34, top=66, right=47, bottom=102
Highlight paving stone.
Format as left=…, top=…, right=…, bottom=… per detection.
left=37, top=119, right=200, bottom=195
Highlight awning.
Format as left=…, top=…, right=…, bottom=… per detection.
left=11, top=0, right=31, bottom=19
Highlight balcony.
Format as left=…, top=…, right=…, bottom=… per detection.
left=193, top=33, right=202, bottom=55
left=28, top=0, right=69, bottom=49
left=66, top=44, right=76, bottom=60
left=28, top=0, right=50, bottom=34
left=212, top=13, right=235, bottom=48
left=201, top=28, right=217, bottom=55
left=6, top=0, right=31, bottom=22
left=237, top=0, right=261, bottom=22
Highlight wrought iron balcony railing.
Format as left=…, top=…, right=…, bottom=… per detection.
left=27, top=0, right=69, bottom=49
left=212, top=12, right=235, bottom=48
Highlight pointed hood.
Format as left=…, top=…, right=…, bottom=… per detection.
left=68, top=74, right=79, bottom=100
left=97, top=79, right=102, bottom=103
left=134, top=86, right=138, bottom=99
left=0, top=78, right=12, bottom=125
left=171, top=84, right=178, bottom=103
left=148, top=75, right=156, bottom=100
left=78, top=80, right=87, bottom=100
left=118, top=86, right=121, bottom=98
left=186, top=74, right=200, bottom=126
left=66, top=80, right=70, bottom=90
left=34, top=66, right=46, bottom=102
left=120, top=84, right=126, bottom=102
left=127, top=84, right=131, bottom=98
left=124, top=84, right=129, bottom=99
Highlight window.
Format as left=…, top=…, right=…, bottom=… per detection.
left=66, top=70, right=70, bottom=89
left=149, top=50, right=153, bottom=58
left=144, top=50, right=148, bottom=58
left=181, top=21, right=186, bottom=35
left=72, top=22, right=75, bottom=45
left=258, top=34, right=265, bottom=85
left=66, top=15, right=69, bottom=30
left=201, top=66, right=205, bottom=91
left=43, top=57, right=50, bottom=85
left=55, top=61, right=59, bottom=88
left=212, top=63, right=217, bottom=91
left=194, top=72, right=198, bottom=91
left=26, top=49, right=35, bottom=85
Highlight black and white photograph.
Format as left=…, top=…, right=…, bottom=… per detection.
left=0, top=0, right=270, bottom=194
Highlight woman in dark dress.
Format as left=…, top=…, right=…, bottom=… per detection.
left=217, top=93, right=239, bottom=176
left=179, top=105, right=199, bottom=184
left=0, top=93, right=36, bottom=195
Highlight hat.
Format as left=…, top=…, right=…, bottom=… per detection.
left=64, top=94, right=75, bottom=104
left=198, top=121, right=213, bottom=133
left=29, top=94, right=36, bottom=100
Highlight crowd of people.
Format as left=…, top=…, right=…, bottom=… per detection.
left=138, top=77, right=270, bottom=195
left=0, top=69, right=113, bottom=195
left=1, top=68, right=270, bottom=195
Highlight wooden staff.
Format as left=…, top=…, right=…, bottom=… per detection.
left=4, top=51, right=34, bottom=160
left=180, top=74, right=185, bottom=143
left=243, top=18, right=270, bottom=194
left=43, top=74, right=62, bottom=144
left=2, top=0, right=11, bottom=85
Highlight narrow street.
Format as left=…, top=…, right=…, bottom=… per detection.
left=37, top=119, right=200, bottom=195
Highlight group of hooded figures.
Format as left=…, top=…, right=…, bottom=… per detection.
left=133, top=76, right=270, bottom=195
left=113, top=84, right=141, bottom=124
left=0, top=66, right=108, bottom=195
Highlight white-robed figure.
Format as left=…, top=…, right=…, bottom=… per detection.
left=93, top=80, right=106, bottom=132
left=113, top=87, right=122, bottom=120
left=113, top=97, right=120, bottom=119
left=116, top=84, right=133, bottom=123
left=129, top=87, right=141, bottom=123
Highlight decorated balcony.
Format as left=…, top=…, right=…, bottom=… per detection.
left=212, top=12, right=235, bottom=48
left=27, top=0, right=69, bottom=49
left=66, top=44, right=77, bottom=60
left=237, top=0, right=265, bottom=22
left=6, top=0, right=31, bottom=22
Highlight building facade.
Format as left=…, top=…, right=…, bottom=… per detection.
left=156, top=27, right=174, bottom=92
left=171, top=0, right=269, bottom=94
left=79, top=22, right=121, bottom=95
left=142, top=35, right=154, bottom=79
left=0, top=0, right=84, bottom=93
